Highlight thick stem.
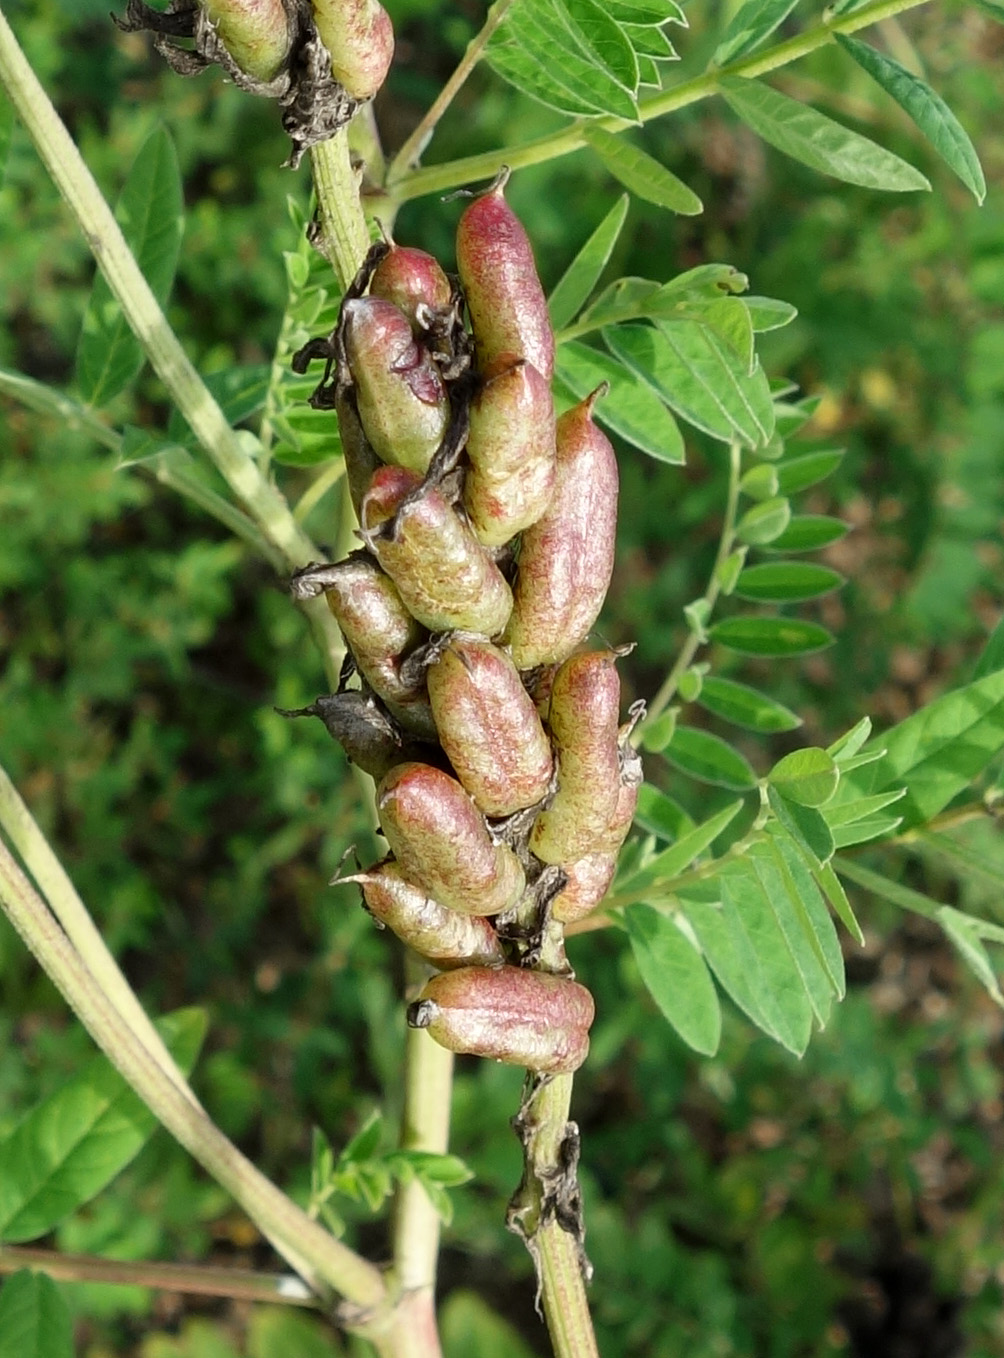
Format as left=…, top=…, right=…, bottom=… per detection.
left=388, top=0, right=934, bottom=203
left=310, top=131, right=373, bottom=290
left=0, top=9, right=317, bottom=573
left=0, top=842, right=389, bottom=1324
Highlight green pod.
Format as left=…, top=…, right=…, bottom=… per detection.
left=346, top=860, right=505, bottom=968
left=529, top=651, right=622, bottom=865
left=456, top=177, right=554, bottom=380
left=378, top=762, right=525, bottom=916
left=342, top=298, right=449, bottom=475
left=407, top=966, right=594, bottom=1074
left=550, top=852, right=617, bottom=925
left=335, top=388, right=381, bottom=521
left=311, top=0, right=394, bottom=100
left=426, top=636, right=553, bottom=816
left=504, top=390, right=618, bottom=669
left=279, top=692, right=424, bottom=781
left=462, top=358, right=556, bottom=547
left=362, top=466, right=513, bottom=636
left=369, top=245, right=454, bottom=334
left=202, top=0, right=292, bottom=81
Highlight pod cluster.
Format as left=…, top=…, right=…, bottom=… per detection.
left=289, top=176, right=641, bottom=1075
left=117, top=0, right=393, bottom=164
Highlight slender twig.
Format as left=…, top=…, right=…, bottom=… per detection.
left=294, top=457, right=347, bottom=525
left=388, top=0, right=935, bottom=203
left=637, top=438, right=743, bottom=738
left=387, top=0, right=517, bottom=183
left=0, top=1246, right=316, bottom=1308
left=0, top=842, right=389, bottom=1323
left=310, top=131, right=373, bottom=290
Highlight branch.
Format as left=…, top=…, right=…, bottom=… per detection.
left=388, top=0, right=936, bottom=202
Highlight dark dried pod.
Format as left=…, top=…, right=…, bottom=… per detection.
left=462, top=358, right=556, bottom=547
left=278, top=692, right=421, bottom=780
left=335, top=388, right=382, bottom=520
left=408, top=966, right=594, bottom=1074
left=311, top=0, right=394, bottom=100
left=361, top=466, right=513, bottom=636
left=342, top=298, right=449, bottom=475
left=455, top=175, right=554, bottom=380
left=426, top=636, right=553, bottom=816
left=369, top=245, right=454, bottom=334
left=529, top=650, right=622, bottom=865
left=504, top=390, right=618, bottom=669
left=378, top=763, right=525, bottom=916
left=345, top=860, right=505, bottom=967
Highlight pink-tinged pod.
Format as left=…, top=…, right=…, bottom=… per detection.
left=202, top=0, right=292, bottom=81
left=426, top=636, right=553, bottom=816
left=462, top=358, right=556, bottom=547
left=347, top=860, right=505, bottom=968
left=361, top=466, right=513, bottom=636
left=311, top=0, right=394, bottom=100
left=378, top=763, right=525, bottom=916
left=529, top=651, right=622, bottom=865
left=407, top=966, right=594, bottom=1074
left=369, top=246, right=454, bottom=334
left=342, top=298, right=449, bottom=475
left=504, top=390, right=618, bottom=669
left=551, top=853, right=617, bottom=925
left=455, top=177, right=554, bottom=380
left=335, top=389, right=382, bottom=520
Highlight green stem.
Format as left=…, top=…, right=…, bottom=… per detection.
left=638, top=438, right=742, bottom=736
left=0, top=8, right=318, bottom=574
left=386, top=0, right=517, bottom=183
left=310, top=131, right=373, bottom=290
left=0, top=841, right=389, bottom=1321
left=388, top=0, right=935, bottom=203
left=0, top=1246, right=316, bottom=1309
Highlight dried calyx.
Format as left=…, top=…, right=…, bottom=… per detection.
left=114, top=0, right=393, bottom=165
left=287, top=175, right=641, bottom=1077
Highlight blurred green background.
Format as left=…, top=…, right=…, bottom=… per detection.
left=1, top=0, right=1003, bottom=1353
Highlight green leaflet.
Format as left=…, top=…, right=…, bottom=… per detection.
left=713, top=0, right=801, bottom=66
left=76, top=126, right=184, bottom=408
left=584, top=125, right=702, bottom=214
left=768, top=747, right=839, bottom=807
left=555, top=341, right=685, bottom=462
left=744, top=295, right=798, bottom=332
left=633, top=783, right=696, bottom=840
left=709, top=616, right=834, bottom=657
left=0, top=1272, right=73, bottom=1358
left=838, top=667, right=1004, bottom=829
left=734, top=562, right=844, bottom=602
left=664, top=725, right=758, bottom=790
left=698, top=676, right=802, bottom=733
left=764, top=514, right=848, bottom=552
left=618, top=799, right=743, bottom=892
left=767, top=785, right=835, bottom=865
left=719, top=76, right=931, bottom=192
left=0, top=1009, right=206, bottom=1243
left=627, top=905, right=722, bottom=1054
left=835, top=35, right=986, bottom=203
left=549, top=195, right=630, bottom=330
left=775, top=448, right=845, bottom=496
left=751, top=838, right=840, bottom=1019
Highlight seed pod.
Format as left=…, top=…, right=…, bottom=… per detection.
left=462, top=358, right=556, bottom=547
left=311, top=0, right=394, bottom=100
left=455, top=176, right=554, bottom=380
left=408, top=966, right=594, bottom=1074
left=342, top=298, right=449, bottom=475
left=202, top=0, right=292, bottom=81
left=530, top=651, right=622, bottom=865
left=427, top=636, right=553, bottom=816
left=504, top=390, right=618, bottom=669
left=278, top=692, right=423, bottom=781
left=378, top=763, right=525, bottom=916
left=551, top=853, right=617, bottom=925
left=335, top=388, right=382, bottom=520
left=346, top=860, right=505, bottom=967
left=362, top=467, right=513, bottom=636
left=369, top=246, right=454, bottom=334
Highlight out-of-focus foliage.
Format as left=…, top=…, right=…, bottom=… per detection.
left=1, top=0, right=1003, bottom=1353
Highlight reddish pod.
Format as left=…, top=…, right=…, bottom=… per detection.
left=377, top=762, right=525, bottom=917
left=504, top=389, right=618, bottom=670
left=369, top=246, right=454, bottom=334
left=345, top=860, right=505, bottom=968
left=361, top=466, right=513, bottom=637
left=342, top=298, right=449, bottom=475
left=426, top=636, right=553, bottom=817
left=408, top=966, right=595, bottom=1074
left=311, top=0, right=394, bottom=100
left=455, top=175, right=554, bottom=380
